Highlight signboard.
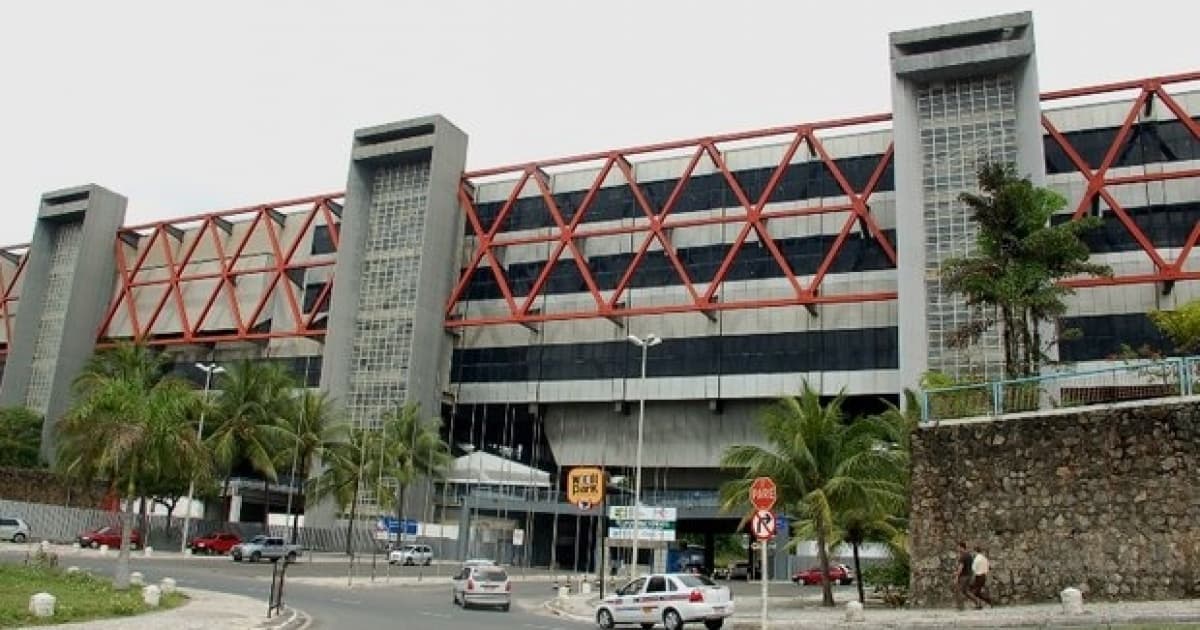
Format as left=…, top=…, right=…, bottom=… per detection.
left=512, top=529, right=525, bottom=546
left=374, top=517, right=418, bottom=541
left=750, top=509, right=776, bottom=540
left=607, top=505, right=677, bottom=542
left=750, top=477, right=777, bottom=511
left=567, top=467, right=605, bottom=510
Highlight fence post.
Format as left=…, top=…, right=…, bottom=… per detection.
left=1178, top=358, right=1191, bottom=397
left=919, top=390, right=931, bottom=425
left=992, top=381, right=1003, bottom=417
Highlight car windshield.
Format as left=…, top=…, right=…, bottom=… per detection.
left=249, top=536, right=267, bottom=543
left=676, top=575, right=717, bottom=587
left=96, top=527, right=112, bottom=534
left=401, top=545, right=419, bottom=552
left=477, top=569, right=507, bottom=582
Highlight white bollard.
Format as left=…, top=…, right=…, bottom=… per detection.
left=844, top=600, right=865, bottom=622
left=1060, top=587, right=1084, bottom=615
left=143, top=546, right=153, bottom=558
left=71, top=542, right=81, bottom=553
left=66, top=566, right=81, bottom=575
left=142, top=585, right=162, bottom=607
left=160, top=577, right=177, bottom=595
left=99, top=544, right=109, bottom=556
left=130, top=571, right=145, bottom=587
left=28, top=593, right=56, bottom=618
left=39, top=540, right=51, bottom=553
left=557, top=585, right=570, bottom=600
left=581, top=579, right=592, bottom=594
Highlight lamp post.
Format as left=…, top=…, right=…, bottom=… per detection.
left=284, top=389, right=305, bottom=544
left=625, top=333, right=661, bottom=579
left=181, top=362, right=224, bottom=553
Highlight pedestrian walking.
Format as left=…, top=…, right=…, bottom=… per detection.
left=970, top=546, right=994, bottom=608
left=953, top=541, right=979, bottom=610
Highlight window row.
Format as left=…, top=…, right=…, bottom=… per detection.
left=450, top=327, right=898, bottom=383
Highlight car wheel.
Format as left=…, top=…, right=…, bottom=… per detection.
left=12, top=533, right=26, bottom=543
left=663, top=608, right=683, bottom=630
left=131, top=542, right=139, bottom=551
left=89, top=541, right=99, bottom=549
left=232, top=553, right=242, bottom=562
left=250, top=551, right=262, bottom=563
left=286, top=552, right=297, bottom=563
left=404, top=559, right=414, bottom=566
left=704, top=619, right=724, bottom=630
left=642, top=623, right=656, bottom=629
left=596, top=609, right=615, bottom=629
left=424, top=558, right=432, bottom=566
left=389, top=559, right=396, bottom=565
left=500, top=604, right=510, bottom=612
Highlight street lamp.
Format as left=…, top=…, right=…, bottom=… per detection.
left=626, top=333, right=661, bottom=578
left=181, top=362, right=224, bottom=553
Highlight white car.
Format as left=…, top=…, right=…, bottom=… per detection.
left=596, top=573, right=733, bottom=630
left=0, top=517, right=30, bottom=543
left=388, top=544, right=433, bottom=566
left=451, top=563, right=511, bottom=611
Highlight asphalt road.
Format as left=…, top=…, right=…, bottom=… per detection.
left=0, top=551, right=591, bottom=630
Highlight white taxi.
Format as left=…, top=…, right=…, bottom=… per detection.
left=595, top=573, right=733, bottom=629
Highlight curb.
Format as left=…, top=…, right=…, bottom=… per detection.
left=256, top=606, right=312, bottom=630
left=543, top=598, right=595, bottom=624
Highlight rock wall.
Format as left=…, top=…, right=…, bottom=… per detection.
left=910, top=398, right=1200, bottom=606
left=0, top=466, right=109, bottom=508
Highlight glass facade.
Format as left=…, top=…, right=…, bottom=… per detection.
left=918, top=75, right=1017, bottom=380
left=344, top=163, right=429, bottom=432
left=24, top=223, right=83, bottom=413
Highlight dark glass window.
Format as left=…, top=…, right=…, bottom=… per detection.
left=303, top=283, right=330, bottom=314
left=311, top=225, right=337, bottom=255
left=1059, top=313, right=1173, bottom=361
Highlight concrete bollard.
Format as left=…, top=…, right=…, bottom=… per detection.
left=66, top=566, right=81, bottom=575
left=1060, top=587, right=1084, bottom=615
left=557, top=585, right=570, bottom=600
left=142, top=585, right=162, bottom=607
left=160, top=577, right=177, bottom=595
left=844, top=600, right=865, bottom=622
left=99, top=544, right=109, bottom=556
left=71, top=542, right=81, bottom=553
left=28, top=593, right=56, bottom=618
left=130, top=572, right=145, bottom=587
left=143, top=546, right=153, bottom=558
left=39, top=540, right=51, bottom=553
left=581, top=579, right=592, bottom=594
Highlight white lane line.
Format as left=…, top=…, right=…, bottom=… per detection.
left=328, top=597, right=362, bottom=605
left=417, top=610, right=453, bottom=619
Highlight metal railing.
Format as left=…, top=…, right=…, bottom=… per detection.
left=920, top=357, right=1198, bottom=425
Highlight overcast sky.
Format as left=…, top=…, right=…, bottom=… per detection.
left=1, top=0, right=1195, bottom=246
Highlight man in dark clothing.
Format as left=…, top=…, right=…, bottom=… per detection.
left=953, top=541, right=981, bottom=610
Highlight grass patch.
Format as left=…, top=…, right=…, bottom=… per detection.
left=0, top=564, right=186, bottom=627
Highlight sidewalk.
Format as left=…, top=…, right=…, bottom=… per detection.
left=547, top=591, right=1200, bottom=628
left=32, top=587, right=308, bottom=630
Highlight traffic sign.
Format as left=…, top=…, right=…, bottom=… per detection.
left=750, top=477, right=777, bottom=511
left=750, top=509, right=776, bottom=540
left=567, top=467, right=605, bottom=507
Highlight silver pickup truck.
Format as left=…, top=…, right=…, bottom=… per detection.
left=230, top=535, right=302, bottom=563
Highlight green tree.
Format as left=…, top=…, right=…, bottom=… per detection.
left=208, top=361, right=294, bottom=524
left=275, top=390, right=349, bottom=542
left=1149, top=298, right=1200, bottom=354
left=719, top=385, right=906, bottom=607
left=378, top=403, right=452, bottom=532
left=307, top=427, right=371, bottom=555
left=0, top=407, right=44, bottom=468
left=943, top=163, right=1110, bottom=378
left=57, top=343, right=208, bottom=589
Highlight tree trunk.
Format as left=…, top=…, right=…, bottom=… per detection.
left=395, top=483, right=408, bottom=544
left=263, top=478, right=271, bottom=531
left=816, top=528, right=834, bottom=607
left=852, top=541, right=865, bottom=604
left=114, top=478, right=136, bottom=590
left=345, top=478, right=360, bottom=556
left=222, top=476, right=232, bottom=521
left=137, top=497, right=148, bottom=546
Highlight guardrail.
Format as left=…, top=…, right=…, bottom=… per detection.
left=920, top=357, right=1197, bottom=425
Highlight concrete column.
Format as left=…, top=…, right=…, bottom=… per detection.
left=228, top=495, right=243, bottom=523
left=0, top=185, right=127, bottom=463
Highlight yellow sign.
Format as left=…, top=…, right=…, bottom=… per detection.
left=567, top=467, right=605, bottom=507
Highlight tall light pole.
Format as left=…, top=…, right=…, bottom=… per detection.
left=181, top=362, right=224, bottom=553
left=626, top=333, right=661, bottom=579
left=284, top=388, right=305, bottom=544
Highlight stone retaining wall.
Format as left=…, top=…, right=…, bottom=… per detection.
left=910, top=398, right=1200, bottom=605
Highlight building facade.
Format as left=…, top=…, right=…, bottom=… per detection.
left=0, top=12, right=1197, bottom=564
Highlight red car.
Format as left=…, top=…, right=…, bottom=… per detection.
left=792, top=563, right=854, bottom=586
left=78, top=526, right=142, bottom=550
left=188, top=531, right=242, bottom=555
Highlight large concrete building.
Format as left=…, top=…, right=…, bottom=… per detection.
left=1, top=12, right=1197, bottom=567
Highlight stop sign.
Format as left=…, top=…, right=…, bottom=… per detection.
left=750, top=477, right=776, bottom=511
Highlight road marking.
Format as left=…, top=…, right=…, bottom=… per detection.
left=417, top=610, right=452, bottom=619
left=328, top=597, right=362, bottom=605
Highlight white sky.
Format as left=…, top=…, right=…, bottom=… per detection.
left=1, top=0, right=1195, bottom=246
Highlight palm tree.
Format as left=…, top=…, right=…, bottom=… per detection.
left=378, top=403, right=452, bottom=534
left=207, top=361, right=295, bottom=524
left=307, top=427, right=370, bottom=555
left=57, top=343, right=208, bottom=589
left=276, top=390, right=349, bottom=542
left=719, top=384, right=906, bottom=607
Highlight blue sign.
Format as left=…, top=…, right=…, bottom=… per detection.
left=776, top=514, right=789, bottom=540
left=377, top=517, right=418, bottom=535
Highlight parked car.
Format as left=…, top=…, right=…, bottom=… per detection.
left=78, top=526, right=141, bottom=550
left=726, top=561, right=760, bottom=581
left=595, top=573, right=733, bottom=629
left=188, top=531, right=242, bottom=555
left=230, top=535, right=301, bottom=563
left=792, top=563, right=853, bottom=586
left=451, top=563, right=511, bottom=611
left=0, top=517, right=30, bottom=543
left=388, top=543, right=433, bottom=566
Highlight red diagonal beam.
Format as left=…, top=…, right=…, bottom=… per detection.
left=445, top=173, right=528, bottom=316
left=526, top=168, right=606, bottom=310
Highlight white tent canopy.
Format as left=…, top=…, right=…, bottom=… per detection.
left=444, top=451, right=551, bottom=488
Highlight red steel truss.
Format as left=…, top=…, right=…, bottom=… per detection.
left=0, top=245, right=29, bottom=347
left=446, top=70, right=1200, bottom=327
left=94, top=192, right=343, bottom=348
left=1042, top=71, right=1200, bottom=290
